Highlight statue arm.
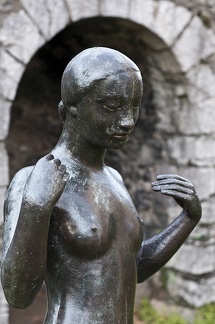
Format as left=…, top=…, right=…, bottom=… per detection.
left=1, top=154, right=68, bottom=308
left=136, top=174, right=202, bottom=283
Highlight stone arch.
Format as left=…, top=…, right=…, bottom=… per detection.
left=1, top=0, right=214, bottom=153
left=1, top=0, right=215, bottom=139
left=1, top=1, right=215, bottom=319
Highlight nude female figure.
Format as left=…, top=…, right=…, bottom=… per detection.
left=1, top=47, right=201, bottom=324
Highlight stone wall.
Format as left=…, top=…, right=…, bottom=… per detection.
left=0, top=0, right=215, bottom=322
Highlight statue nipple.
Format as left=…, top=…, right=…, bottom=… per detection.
left=91, top=226, right=97, bottom=232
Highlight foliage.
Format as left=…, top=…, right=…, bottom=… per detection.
left=137, top=298, right=215, bottom=324
left=194, top=303, right=215, bottom=324
left=137, top=298, right=188, bottom=324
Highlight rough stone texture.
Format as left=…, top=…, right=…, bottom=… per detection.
left=65, top=0, right=99, bottom=22
left=167, top=272, right=215, bottom=307
left=21, top=0, right=71, bottom=40
left=129, top=0, right=192, bottom=47
left=0, top=187, right=6, bottom=227
left=1, top=0, right=215, bottom=320
left=173, top=15, right=215, bottom=72
left=167, top=136, right=215, bottom=166
left=0, top=99, right=11, bottom=141
left=0, top=143, right=9, bottom=187
left=100, top=0, right=131, bottom=18
left=201, top=197, right=215, bottom=225
left=187, top=64, right=215, bottom=104
left=168, top=243, right=215, bottom=275
left=0, top=9, right=44, bottom=64
left=170, top=99, right=215, bottom=136
left=0, top=48, right=25, bottom=101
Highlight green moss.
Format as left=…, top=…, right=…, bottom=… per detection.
left=194, top=303, right=215, bottom=324
left=137, top=299, right=215, bottom=324
left=137, top=298, right=188, bottom=324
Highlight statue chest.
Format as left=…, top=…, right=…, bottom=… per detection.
left=49, top=175, right=143, bottom=259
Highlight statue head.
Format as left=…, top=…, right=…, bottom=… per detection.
left=59, top=47, right=143, bottom=122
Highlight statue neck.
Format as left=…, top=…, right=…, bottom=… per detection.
left=54, top=120, right=106, bottom=170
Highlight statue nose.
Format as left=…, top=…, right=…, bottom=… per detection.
left=119, top=113, right=135, bottom=130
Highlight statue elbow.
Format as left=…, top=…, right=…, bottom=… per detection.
left=1, top=265, right=37, bottom=309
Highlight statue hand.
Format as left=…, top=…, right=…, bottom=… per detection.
left=25, top=154, right=69, bottom=207
left=151, top=174, right=202, bottom=221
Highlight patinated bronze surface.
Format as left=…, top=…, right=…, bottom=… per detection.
left=1, top=47, right=202, bottom=324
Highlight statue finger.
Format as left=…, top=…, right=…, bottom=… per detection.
left=46, top=154, right=54, bottom=161
left=59, top=165, right=66, bottom=173
left=156, top=174, right=191, bottom=183
left=160, top=189, right=191, bottom=199
left=63, top=172, right=70, bottom=181
left=152, top=179, right=193, bottom=189
left=53, top=159, right=61, bottom=168
left=159, top=184, right=193, bottom=195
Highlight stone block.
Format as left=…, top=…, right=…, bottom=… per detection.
left=173, top=16, right=215, bottom=72
left=21, top=0, right=70, bottom=40
left=187, top=64, right=215, bottom=104
left=167, top=272, right=215, bottom=307
left=183, top=166, right=215, bottom=201
left=156, top=109, right=177, bottom=133
left=100, top=0, right=130, bottom=18
left=201, top=197, right=215, bottom=225
left=0, top=48, right=24, bottom=101
left=0, top=144, right=9, bottom=187
left=129, top=0, right=156, bottom=31
left=167, top=135, right=215, bottom=167
left=173, top=98, right=215, bottom=136
left=0, top=187, right=6, bottom=225
left=0, top=99, right=11, bottom=140
left=0, top=9, right=44, bottom=64
left=65, top=0, right=99, bottom=22
left=188, top=224, right=215, bottom=245
left=129, top=0, right=191, bottom=47
left=167, top=244, right=215, bottom=275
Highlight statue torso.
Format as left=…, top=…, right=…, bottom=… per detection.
left=45, top=161, right=143, bottom=324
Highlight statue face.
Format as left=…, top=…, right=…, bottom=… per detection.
left=75, top=71, right=143, bottom=149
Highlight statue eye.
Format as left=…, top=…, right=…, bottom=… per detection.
left=101, top=99, right=122, bottom=112
left=103, top=105, right=116, bottom=112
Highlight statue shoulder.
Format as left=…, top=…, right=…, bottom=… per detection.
left=6, top=166, right=34, bottom=198
left=105, top=166, right=123, bottom=183
left=4, top=166, right=34, bottom=218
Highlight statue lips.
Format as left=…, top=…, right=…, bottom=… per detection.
left=112, top=132, right=131, bottom=140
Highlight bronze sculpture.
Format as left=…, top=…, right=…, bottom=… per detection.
left=1, top=47, right=202, bottom=323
